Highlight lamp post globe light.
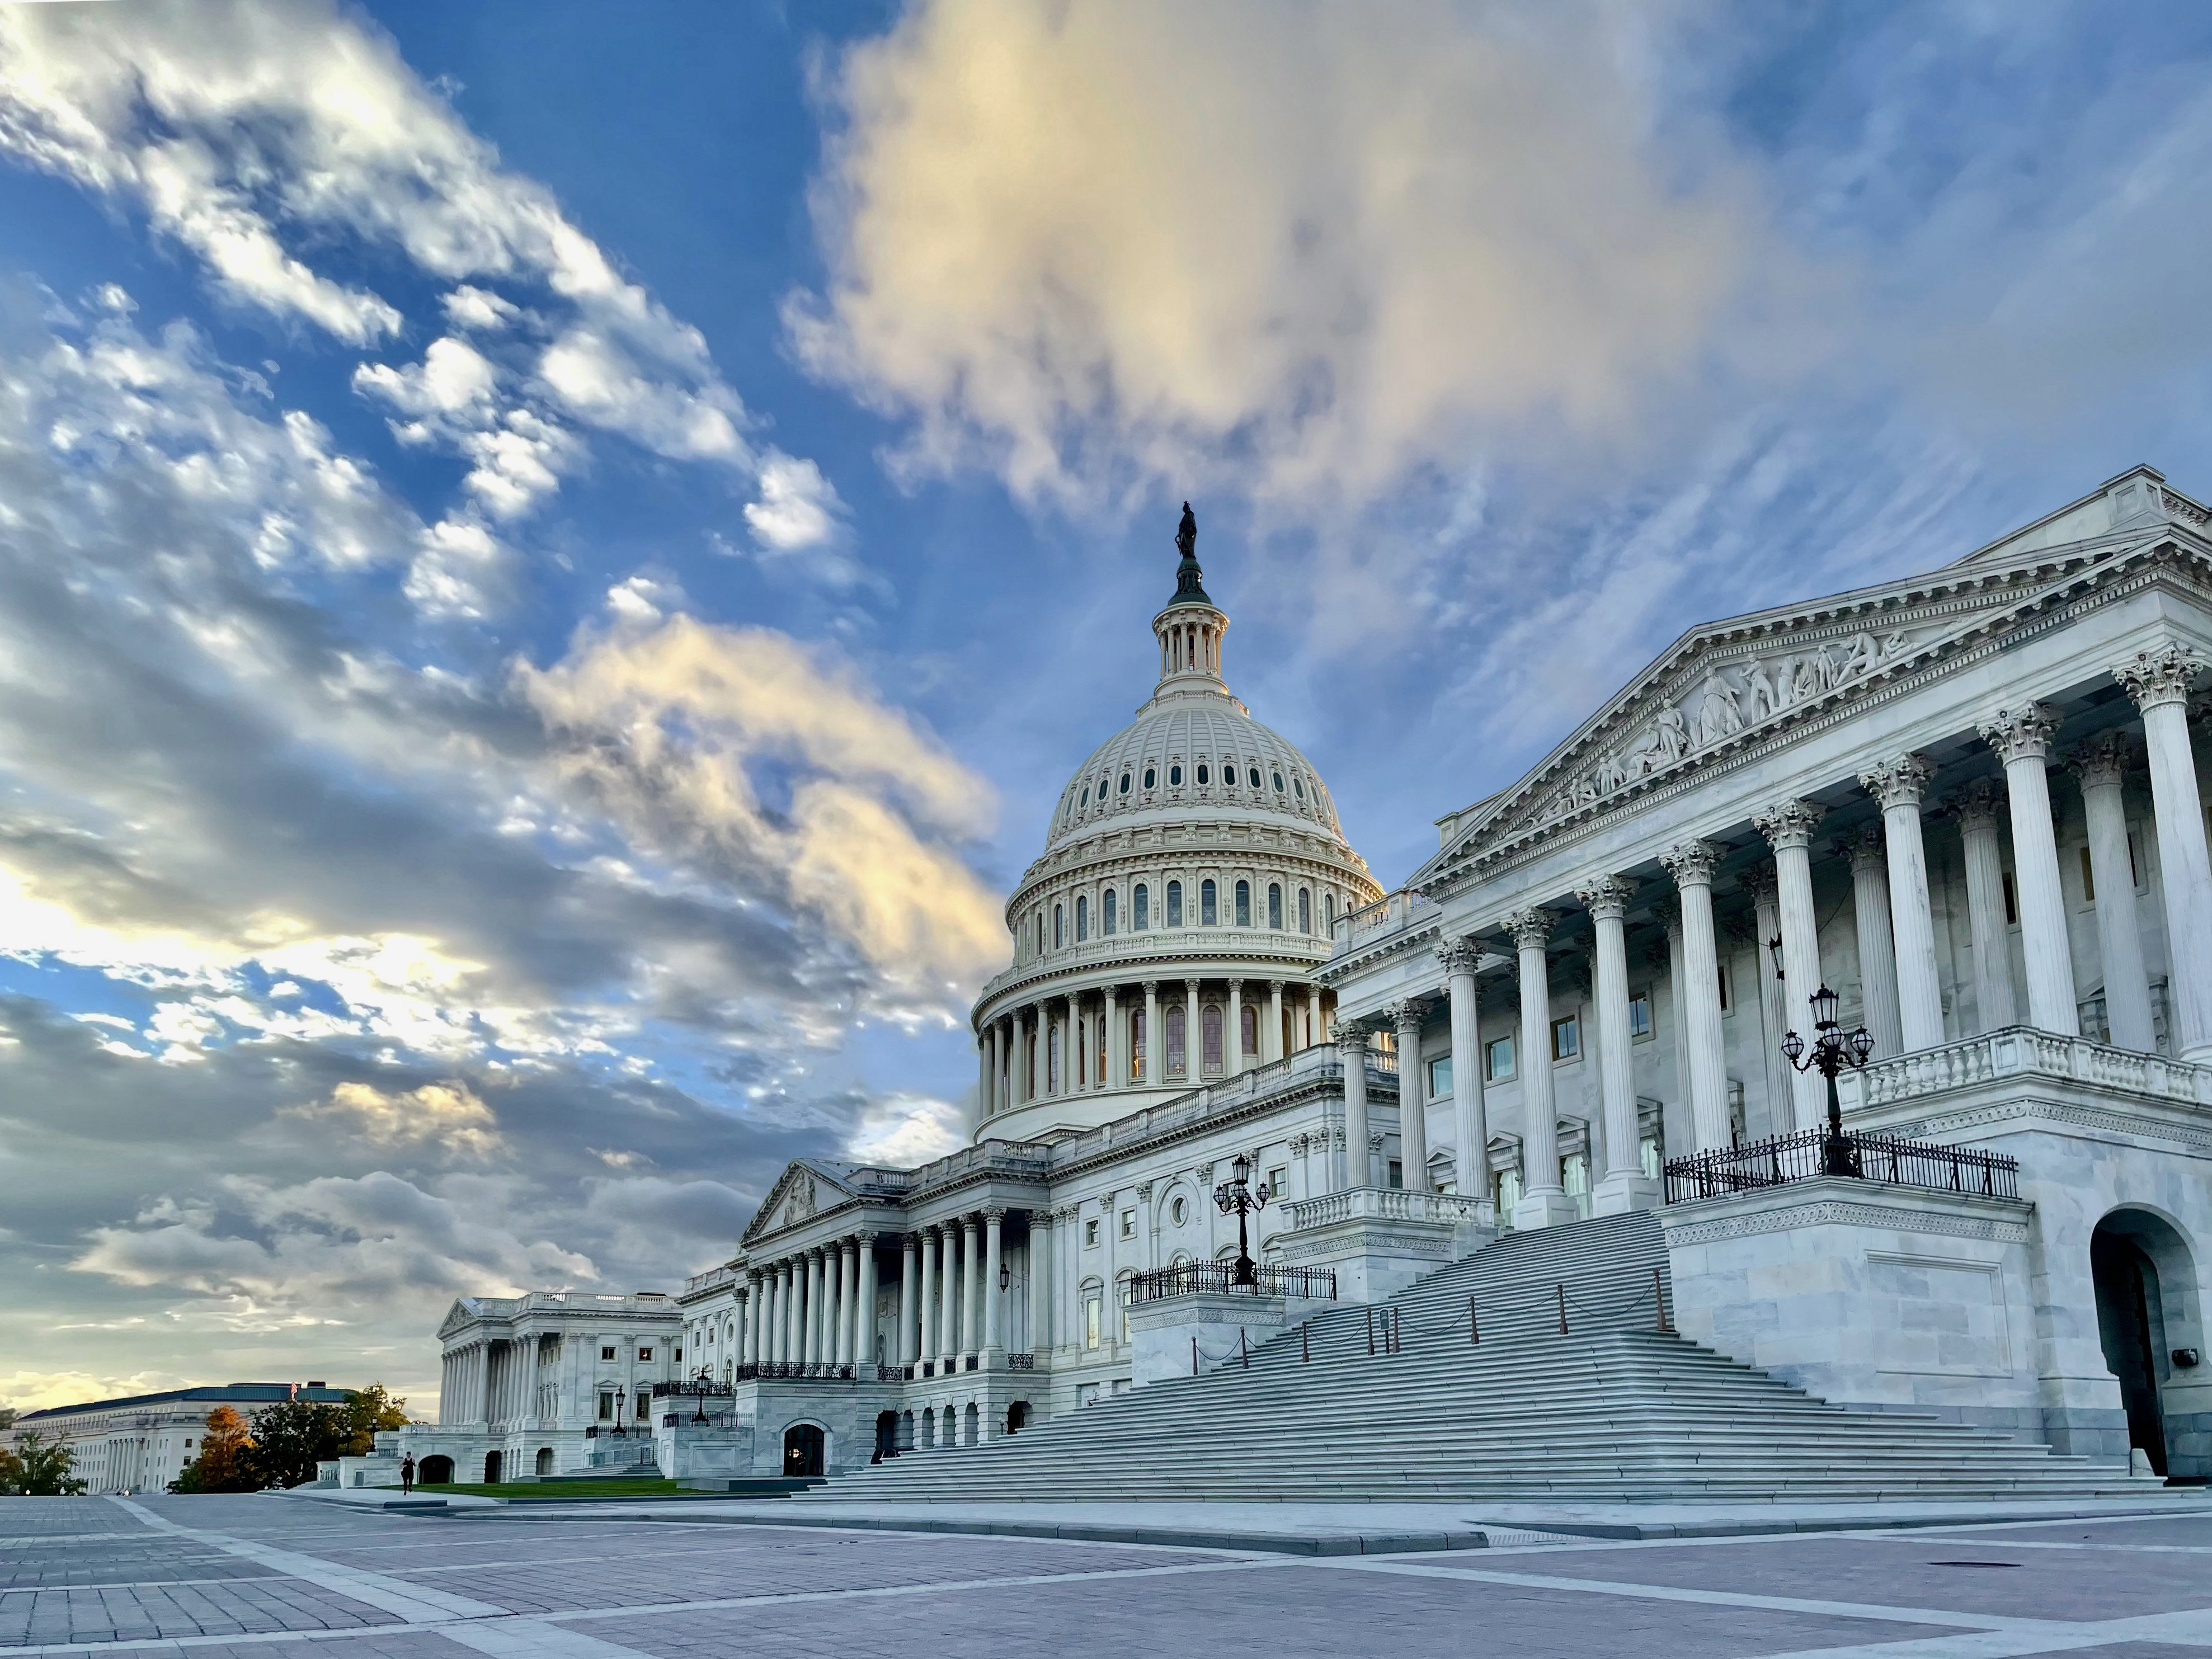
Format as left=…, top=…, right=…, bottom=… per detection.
left=1780, top=984, right=1876, bottom=1176
left=1213, top=1152, right=1272, bottom=1288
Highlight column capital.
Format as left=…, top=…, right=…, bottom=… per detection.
left=1848, top=824, right=1886, bottom=874
left=1660, top=839, right=1722, bottom=887
left=1387, top=997, right=1427, bottom=1030
left=1574, top=875, right=1635, bottom=921
left=1268, top=977, right=1287, bottom=992
left=1226, top=977, right=1244, bottom=992
left=1860, top=751, right=1935, bottom=809
left=2112, top=640, right=2206, bottom=712
left=962, top=1213, right=981, bottom=1233
left=1978, top=701, right=2059, bottom=763
left=1183, top=977, right=1202, bottom=992
left=1141, top=979, right=1159, bottom=995
left=1336, top=1025, right=1369, bottom=1055
left=982, top=1205, right=1006, bottom=1223
left=1653, top=893, right=1682, bottom=934
left=1744, top=862, right=1778, bottom=904
left=1102, top=983, right=1119, bottom=1002
left=1505, top=906, right=1555, bottom=951
left=1754, top=798, right=1824, bottom=851
left=1947, top=776, right=2006, bottom=833
left=2068, top=729, right=2135, bottom=791
left=1436, top=937, right=1483, bottom=976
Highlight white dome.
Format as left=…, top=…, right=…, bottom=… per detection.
left=1048, top=696, right=1349, bottom=850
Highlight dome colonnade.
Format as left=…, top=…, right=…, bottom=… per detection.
left=972, top=508, right=1383, bottom=1140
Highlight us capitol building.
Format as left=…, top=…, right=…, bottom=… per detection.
left=364, top=468, right=2212, bottom=1497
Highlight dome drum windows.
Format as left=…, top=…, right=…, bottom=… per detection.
left=1234, top=879, right=1251, bottom=927
left=1201, top=878, right=1218, bottom=926
left=1167, top=880, right=1183, bottom=927
left=1118, top=771, right=1131, bottom=795
left=1053, top=904, right=1065, bottom=949
left=1272, top=771, right=1284, bottom=793
left=1249, top=767, right=1262, bottom=789
left=1134, top=883, right=1150, bottom=930
left=1268, top=882, right=1283, bottom=929
left=1196, top=764, right=1210, bottom=786
left=1298, top=886, right=1312, bottom=934
left=1143, top=766, right=1156, bottom=789
left=1075, top=896, right=1089, bottom=942
left=1169, top=764, right=1182, bottom=786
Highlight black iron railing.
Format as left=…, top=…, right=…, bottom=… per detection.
left=1664, top=1128, right=2019, bottom=1204
left=1128, top=1261, right=1338, bottom=1304
left=730, top=1361, right=856, bottom=1383
left=650, top=1380, right=733, bottom=1398
left=1008, top=1352, right=1035, bottom=1370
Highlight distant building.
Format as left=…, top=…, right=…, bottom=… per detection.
left=11, top=1382, right=354, bottom=1494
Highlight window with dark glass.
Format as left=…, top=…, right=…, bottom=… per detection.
left=1143, top=766, right=1155, bottom=789
left=1551, top=1014, right=1579, bottom=1062
left=1129, top=1007, right=1145, bottom=1078
left=1166, top=1003, right=1187, bottom=1074
left=1080, top=786, right=1089, bottom=806
left=1485, top=1035, right=1515, bottom=1081
left=1166, top=880, right=1183, bottom=926
left=1298, top=887, right=1311, bottom=932
left=1119, top=771, right=1131, bottom=795
left=1170, top=764, right=1182, bottom=785
left=1075, top=895, right=1088, bottom=941
left=1197, top=763, right=1209, bottom=785
left=1134, top=883, right=1150, bottom=929
left=1103, top=889, right=1117, bottom=934
left=1234, top=879, right=1250, bottom=925
left=1267, top=882, right=1282, bottom=929
left=1272, top=771, right=1284, bottom=792
left=1053, top=903, right=1064, bottom=949
left=1202, top=1002, right=1223, bottom=1069
left=1294, top=777, right=1305, bottom=798
left=1240, top=1002, right=1257, bottom=1061
left=1201, top=878, right=1218, bottom=925
left=1249, top=767, right=1262, bottom=788
left=1629, top=991, right=1653, bottom=1038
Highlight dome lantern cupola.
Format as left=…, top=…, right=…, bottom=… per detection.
left=1151, top=501, right=1231, bottom=701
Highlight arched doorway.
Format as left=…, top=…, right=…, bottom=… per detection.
left=963, top=1402, right=980, bottom=1445
left=1006, top=1401, right=1029, bottom=1435
left=535, top=1447, right=554, bottom=1476
left=2092, top=1209, right=2204, bottom=1478
left=418, top=1455, right=453, bottom=1486
left=482, top=1449, right=502, bottom=1484
left=783, top=1424, right=825, bottom=1477
left=874, top=1411, right=900, bottom=1461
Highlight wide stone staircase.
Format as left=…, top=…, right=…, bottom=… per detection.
left=813, top=1212, right=2146, bottom=1502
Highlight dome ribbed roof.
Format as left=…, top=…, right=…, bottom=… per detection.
left=1047, top=693, right=1348, bottom=848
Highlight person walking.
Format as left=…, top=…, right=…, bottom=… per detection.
left=400, top=1453, right=415, bottom=1495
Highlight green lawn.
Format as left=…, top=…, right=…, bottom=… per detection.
left=416, top=1478, right=707, bottom=1500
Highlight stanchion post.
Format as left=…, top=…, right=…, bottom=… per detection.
left=1556, top=1283, right=1568, bottom=1335
left=1192, top=1335, right=1198, bottom=1377
left=1366, top=1307, right=1376, bottom=1356
left=1653, top=1265, right=1669, bottom=1332
left=1469, top=1293, right=1479, bottom=1346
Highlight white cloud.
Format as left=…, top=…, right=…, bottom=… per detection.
left=792, top=0, right=1765, bottom=509
left=847, top=1091, right=968, bottom=1166
left=442, top=284, right=523, bottom=333
left=283, top=1080, right=505, bottom=1159
left=744, top=450, right=845, bottom=552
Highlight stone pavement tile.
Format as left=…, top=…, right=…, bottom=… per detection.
left=0, top=1575, right=408, bottom=1645
left=599, top=1559, right=1936, bottom=1659
left=1502, top=1535, right=2212, bottom=1620
left=1942, top=1516, right=2212, bottom=1549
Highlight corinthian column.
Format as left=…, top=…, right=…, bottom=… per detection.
left=1142, top=981, right=1161, bottom=1085
left=1437, top=939, right=1487, bottom=1202
left=1579, top=876, right=1654, bottom=1213
left=1661, top=841, right=1730, bottom=1153
left=1860, top=753, right=1946, bottom=1050
left=1508, top=907, right=1577, bottom=1228
left=1338, top=1025, right=1371, bottom=1189
left=1756, top=798, right=1828, bottom=1132
left=2070, top=733, right=2155, bottom=1052
left=1103, top=984, right=1120, bottom=1088
left=1848, top=828, right=1904, bottom=1059
left=1390, top=999, right=1429, bottom=1191
left=2115, top=643, right=2212, bottom=1061
left=1979, top=704, right=2079, bottom=1035
left=1950, top=779, right=2018, bottom=1033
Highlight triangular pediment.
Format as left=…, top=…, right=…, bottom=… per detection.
left=740, top=1160, right=856, bottom=1246
left=1418, top=489, right=2211, bottom=886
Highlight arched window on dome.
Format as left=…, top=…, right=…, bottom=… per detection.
left=1294, top=777, right=1306, bottom=799
left=1166, top=1003, right=1187, bottom=1078
left=1053, top=904, right=1065, bottom=949
left=1240, top=1002, right=1258, bottom=1063
left=1133, top=883, right=1149, bottom=930
left=1298, top=887, right=1312, bottom=934
left=1075, top=896, right=1088, bottom=942
left=1272, top=771, right=1284, bottom=793
left=1202, top=1003, right=1223, bottom=1073
left=1201, top=879, right=1218, bottom=926
left=1166, top=880, right=1183, bottom=927
left=1268, top=882, right=1283, bottom=929
left=1249, top=767, right=1262, bottom=789
left=1080, top=786, right=1089, bottom=807
left=1103, top=889, right=1117, bottom=935
left=1222, top=762, right=1236, bottom=788
left=1169, top=763, right=1182, bottom=786
left=1143, top=766, right=1155, bottom=789
left=1119, top=771, right=1131, bottom=795
left=1196, top=764, right=1209, bottom=786
left=1234, top=879, right=1250, bottom=926
left=1129, top=1006, right=1146, bottom=1080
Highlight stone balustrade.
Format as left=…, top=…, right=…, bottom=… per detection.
left=1284, top=1186, right=1495, bottom=1232
left=1858, top=1027, right=2212, bottom=1111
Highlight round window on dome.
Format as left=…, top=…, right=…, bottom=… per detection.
left=1143, top=767, right=1155, bottom=789
left=1118, top=771, right=1131, bottom=795
left=1170, top=764, right=1183, bottom=786
left=1272, top=771, right=1284, bottom=792
left=1249, top=767, right=1262, bottom=789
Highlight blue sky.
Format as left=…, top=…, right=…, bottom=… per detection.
left=3, top=0, right=2211, bottom=1416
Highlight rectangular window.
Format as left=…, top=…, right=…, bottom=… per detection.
left=638, top=1397, right=650, bottom=1420
left=600, top=1346, right=616, bottom=1361
left=1167, top=880, right=1183, bottom=927
left=1298, top=888, right=1311, bottom=933
left=597, top=1392, right=614, bottom=1421
left=1119, top=1209, right=1135, bottom=1239
left=1640, top=1137, right=1663, bottom=1180
left=1234, top=880, right=1251, bottom=926
left=1268, top=883, right=1283, bottom=929
left=1267, top=1165, right=1288, bottom=1198
left=1202, top=1002, right=1223, bottom=1069
left=2003, top=870, right=2019, bottom=926
left=1084, top=1296, right=1102, bottom=1349
left=1104, top=888, right=1118, bottom=934
left=1201, top=879, right=1218, bottom=926
left=637, top=1347, right=651, bottom=1362
left=1130, top=1007, right=1146, bottom=1079
left=1629, top=991, right=1653, bottom=1038
left=1135, top=884, right=1150, bottom=929
left=1427, top=1054, right=1452, bottom=1101
left=1167, top=1003, right=1187, bottom=1074
left=1075, top=896, right=1088, bottom=941
left=1084, top=1217, right=1100, bottom=1247
left=2079, top=845, right=2096, bottom=903
left=1551, top=1015, right=1579, bottom=1062
left=1485, top=1035, right=1515, bottom=1082
left=1494, top=1168, right=1521, bottom=1223
left=673, top=1347, right=682, bottom=1362
left=1562, top=1152, right=1592, bottom=1219
left=1386, top=1158, right=1403, bottom=1190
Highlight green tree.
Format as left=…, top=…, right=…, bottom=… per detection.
left=335, top=1385, right=413, bottom=1455
left=0, top=1430, right=88, bottom=1495
left=171, top=1406, right=257, bottom=1493
left=242, top=1397, right=350, bottom=1490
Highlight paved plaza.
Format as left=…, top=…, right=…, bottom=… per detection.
left=10, top=1497, right=2212, bottom=1657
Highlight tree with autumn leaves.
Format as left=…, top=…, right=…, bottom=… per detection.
left=171, top=1385, right=416, bottom=1492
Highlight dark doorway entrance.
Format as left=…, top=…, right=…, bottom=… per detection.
left=482, top=1449, right=502, bottom=1484
left=1006, top=1401, right=1029, bottom=1434
left=783, top=1424, right=825, bottom=1477
left=874, top=1411, right=899, bottom=1460
left=418, top=1455, right=453, bottom=1485
left=2093, top=1222, right=2169, bottom=1476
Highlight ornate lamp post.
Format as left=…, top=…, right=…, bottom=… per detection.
left=1213, top=1152, right=1272, bottom=1288
left=1780, top=984, right=1876, bottom=1176
left=610, top=1384, right=628, bottom=1438
left=691, top=1366, right=712, bottom=1425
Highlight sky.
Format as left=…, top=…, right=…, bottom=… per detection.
left=3, top=0, right=2212, bottom=1420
